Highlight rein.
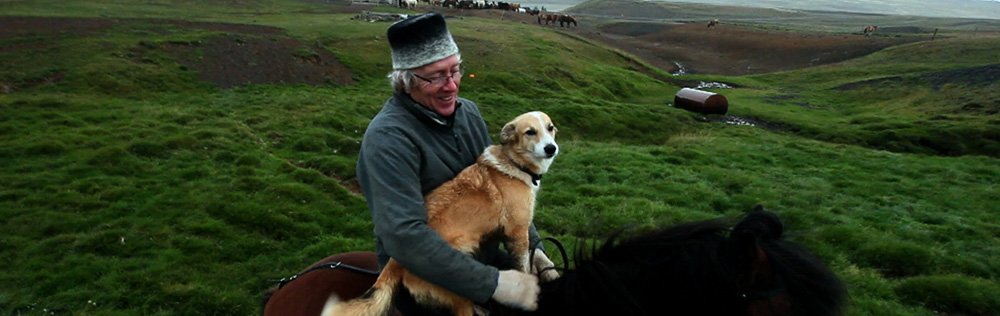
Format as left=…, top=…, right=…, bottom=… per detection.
left=274, top=236, right=568, bottom=291
left=275, top=261, right=380, bottom=289
left=530, top=236, right=569, bottom=276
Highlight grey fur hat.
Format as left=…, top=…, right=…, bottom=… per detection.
left=387, top=13, right=459, bottom=70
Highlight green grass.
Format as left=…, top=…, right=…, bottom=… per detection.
left=0, top=0, right=317, bottom=19
left=708, top=38, right=1000, bottom=157
left=2, top=1, right=999, bottom=315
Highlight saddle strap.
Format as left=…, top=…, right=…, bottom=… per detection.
left=276, top=261, right=380, bottom=289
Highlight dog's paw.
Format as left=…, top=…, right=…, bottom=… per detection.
left=539, top=268, right=560, bottom=282
left=474, top=305, right=490, bottom=316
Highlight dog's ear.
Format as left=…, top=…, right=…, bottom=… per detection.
left=500, top=122, right=518, bottom=145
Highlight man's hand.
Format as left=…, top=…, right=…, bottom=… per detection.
left=532, top=248, right=560, bottom=282
left=492, top=270, right=540, bottom=311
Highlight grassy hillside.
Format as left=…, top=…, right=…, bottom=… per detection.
left=2, top=1, right=998, bottom=315
left=722, top=38, right=1000, bottom=157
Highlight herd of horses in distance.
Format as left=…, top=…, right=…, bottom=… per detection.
left=399, top=0, right=579, bottom=27
left=399, top=0, right=882, bottom=33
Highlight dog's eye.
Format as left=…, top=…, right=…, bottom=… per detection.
left=525, top=129, right=536, bottom=136
left=547, top=125, right=556, bottom=132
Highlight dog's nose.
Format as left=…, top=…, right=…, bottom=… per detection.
left=544, top=144, right=557, bottom=157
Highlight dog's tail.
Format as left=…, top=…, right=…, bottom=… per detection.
left=321, top=261, right=402, bottom=316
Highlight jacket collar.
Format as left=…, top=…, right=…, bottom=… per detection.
left=395, top=91, right=462, bottom=129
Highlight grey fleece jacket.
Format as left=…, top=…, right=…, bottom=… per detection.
left=356, top=92, right=542, bottom=303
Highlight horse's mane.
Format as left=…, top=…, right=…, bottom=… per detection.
left=540, top=219, right=735, bottom=315
left=529, top=209, right=846, bottom=316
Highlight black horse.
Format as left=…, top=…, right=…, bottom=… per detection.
left=558, top=15, right=577, bottom=27
left=505, top=205, right=847, bottom=315
left=262, top=206, right=846, bottom=315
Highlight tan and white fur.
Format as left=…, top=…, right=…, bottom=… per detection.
left=323, top=111, right=559, bottom=316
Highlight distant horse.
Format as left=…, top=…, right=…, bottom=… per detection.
left=862, top=25, right=878, bottom=36
left=558, top=15, right=577, bottom=27
left=537, top=13, right=558, bottom=25
left=261, top=206, right=847, bottom=316
left=400, top=0, right=416, bottom=9
left=708, top=18, right=720, bottom=28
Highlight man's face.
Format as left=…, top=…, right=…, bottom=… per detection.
left=409, top=55, right=462, bottom=117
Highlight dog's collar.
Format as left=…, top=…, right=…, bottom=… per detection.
left=517, top=165, right=543, bottom=186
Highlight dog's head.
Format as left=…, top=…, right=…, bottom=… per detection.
left=500, top=111, right=558, bottom=173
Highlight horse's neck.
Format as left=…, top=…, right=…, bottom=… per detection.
left=533, top=263, right=648, bottom=315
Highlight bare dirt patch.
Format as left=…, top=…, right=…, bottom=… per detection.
left=578, top=21, right=924, bottom=75
left=922, top=63, right=1000, bottom=89
left=0, top=16, right=355, bottom=89
left=0, top=16, right=116, bottom=38
left=834, top=64, right=999, bottom=91
left=157, top=34, right=355, bottom=88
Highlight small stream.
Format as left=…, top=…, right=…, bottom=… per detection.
left=695, top=81, right=733, bottom=89
left=671, top=61, right=687, bottom=76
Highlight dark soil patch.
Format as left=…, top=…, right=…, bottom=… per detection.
left=0, top=16, right=354, bottom=89
left=0, top=16, right=285, bottom=38
left=599, top=21, right=671, bottom=37
left=834, top=64, right=998, bottom=91
left=580, top=21, right=924, bottom=75
left=833, top=76, right=906, bottom=90
left=157, top=34, right=355, bottom=88
left=877, top=26, right=931, bottom=34
left=922, top=63, right=1000, bottom=89
left=0, top=16, right=116, bottom=38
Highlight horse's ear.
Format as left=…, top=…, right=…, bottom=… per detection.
left=730, top=205, right=783, bottom=272
left=733, top=205, right=783, bottom=241
left=500, top=122, right=517, bottom=145
left=730, top=207, right=782, bottom=286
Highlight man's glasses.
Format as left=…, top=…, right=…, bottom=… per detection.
left=413, top=68, right=463, bottom=87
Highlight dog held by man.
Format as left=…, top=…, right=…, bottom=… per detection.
left=323, top=111, right=560, bottom=316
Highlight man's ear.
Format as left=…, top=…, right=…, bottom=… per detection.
left=500, top=123, right=517, bottom=145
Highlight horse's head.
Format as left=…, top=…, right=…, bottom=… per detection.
left=728, top=205, right=847, bottom=316
left=518, top=205, right=845, bottom=316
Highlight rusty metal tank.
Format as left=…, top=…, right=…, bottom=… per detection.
left=673, top=88, right=728, bottom=115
